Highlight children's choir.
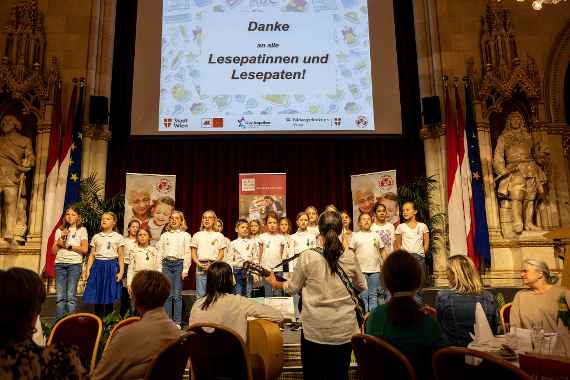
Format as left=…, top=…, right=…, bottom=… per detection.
left=52, top=200, right=426, bottom=325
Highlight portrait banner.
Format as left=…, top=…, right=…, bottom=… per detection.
left=351, top=170, right=398, bottom=231
left=124, top=173, right=176, bottom=244
left=239, top=173, right=286, bottom=223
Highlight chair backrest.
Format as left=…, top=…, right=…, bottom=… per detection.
left=519, top=352, right=570, bottom=380
left=47, top=313, right=102, bottom=371
left=500, top=303, right=512, bottom=333
left=246, top=319, right=283, bottom=380
left=144, top=332, right=194, bottom=380
left=187, top=323, right=253, bottom=380
left=103, top=316, right=141, bottom=352
left=432, top=347, right=531, bottom=380
left=351, top=334, right=417, bottom=380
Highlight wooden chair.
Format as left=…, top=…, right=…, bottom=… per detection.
left=432, top=347, right=530, bottom=380
left=144, top=332, right=194, bottom=380
left=187, top=323, right=253, bottom=380
left=351, top=334, right=416, bottom=380
left=500, top=302, right=512, bottom=333
left=103, top=316, right=141, bottom=352
left=519, top=352, right=570, bottom=380
left=47, top=313, right=102, bottom=371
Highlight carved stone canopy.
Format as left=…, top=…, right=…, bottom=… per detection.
left=0, top=0, right=58, bottom=115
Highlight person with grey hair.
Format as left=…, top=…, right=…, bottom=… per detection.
left=511, top=259, right=570, bottom=356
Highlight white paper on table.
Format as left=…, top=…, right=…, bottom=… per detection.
left=472, top=302, right=494, bottom=344
left=251, top=296, right=295, bottom=321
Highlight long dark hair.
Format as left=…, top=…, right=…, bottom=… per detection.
left=318, top=211, right=344, bottom=274
left=0, top=268, right=46, bottom=348
left=383, top=250, right=424, bottom=327
left=200, top=261, right=235, bottom=310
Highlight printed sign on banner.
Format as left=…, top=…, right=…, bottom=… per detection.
left=124, top=173, right=176, bottom=244
left=239, top=173, right=286, bottom=223
left=350, top=170, right=398, bottom=231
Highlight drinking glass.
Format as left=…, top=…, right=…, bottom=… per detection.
left=530, top=321, right=544, bottom=353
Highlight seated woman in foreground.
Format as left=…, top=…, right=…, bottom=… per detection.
left=365, top=250, right=447, bottom=380
left=189, top=261, right=283, bottom=342
left=435, top=255, right=497, bottom=346
left=0, top=268, right=87, bottom=380
left=511, top=259, right=570, bottom=356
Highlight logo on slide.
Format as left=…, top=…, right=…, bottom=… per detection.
left=237, top=117, right=247, bottom=129
left=333, top=117, right=342, bottom=127
left=163, top=118, right=173, bottom=129
left=355, top=115, right=368, bottom=128
left=201, top=118, right=224, bottom=128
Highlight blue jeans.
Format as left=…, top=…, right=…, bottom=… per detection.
left=163, top=259, right=183, bottom=324
left=196, top=266, right=208, bottom=298
left=234, top=268, right=252, bottom=297
left=360, top=272, right=384, bottom=312
left=263, top=271, right=283, bottom=297
left=413, top=253, right=426, bottom=304
left=55, top=263, right=83, bottom=320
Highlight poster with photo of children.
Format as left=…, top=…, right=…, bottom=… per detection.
left=124, top=173, right=177, bottom=245
left=239, top=173, right=286, bottom=224
left=350, top=170, right=398, bottom=231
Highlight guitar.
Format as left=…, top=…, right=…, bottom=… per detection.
left=246, top=319, right=283, bottom=380
left=243, top=261, right=287, bottom=282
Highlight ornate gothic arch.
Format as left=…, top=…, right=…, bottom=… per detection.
left=545, top=20, right=570, bottom=123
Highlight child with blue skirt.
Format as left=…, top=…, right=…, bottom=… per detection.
left=83, top=212, right=125, bottom=318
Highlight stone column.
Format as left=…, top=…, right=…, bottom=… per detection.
left=27, top=104, right=53, bottom=247
left=420, top=126, right=449, bottom=286
left=81, top=125, right=96, bottom=177
left=92, top=127, right=112, bottom=198
left=544, top=123, right=570, bottom=227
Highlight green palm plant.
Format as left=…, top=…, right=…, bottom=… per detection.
left=75, top=173, right=125, bottom=237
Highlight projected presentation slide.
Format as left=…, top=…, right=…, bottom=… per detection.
left=158, top=0, right=374, bottom=132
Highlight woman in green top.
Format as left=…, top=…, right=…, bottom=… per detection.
left=365, top=250, right=447, bottom=380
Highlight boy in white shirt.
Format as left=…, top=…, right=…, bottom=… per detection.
left=229, top=219, right=255, bottom=297
left=371, top=203, right=395, bottom=254
left=290, top=212, right=317, bottom=272
left=191, top=210, right=226, bottom=297
left=259, top=212, right=285, bottom=297
left=350, top=213, right=386, bottom=311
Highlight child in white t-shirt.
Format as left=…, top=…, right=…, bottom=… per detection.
left=216, top=219, right=232, bottom=264
left=395, top=201, right=430, bottom=301
left=290, top=212, right=317, bottom=271
left=350, top=213, right=386, bottom=311
left=229, top=219, right=255, bottom=297
left=371, top=203, right=395, bottom=255
left=156, top=210, right=191, bottom=325
left=340, top=211, right=353, bottom=251
left=305, top=205, right=319, bottom=237
left=121, top=219, right=140, bottom=315
left=53, top=206, right=89, bottom=320
left=83, top=212, right=125, bottom=318
left=127, top=227, right=161, bottom=287
left=191, top=210, right=227, bottom=297
left=259, top=212, right=285, bottom=297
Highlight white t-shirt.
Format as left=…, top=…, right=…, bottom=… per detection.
left=350, top=230, right=384, bottom=273
left=220, top=236, right=232, bottom=263
left=127, top=245, right=161, bottom=286
left=191, top=230, right=227, bottom=261
left=54, top=226, right=88, bottom=264
left=156, top=230, right=192, bottom=272
left=90, top=231, right=125, bottom=260
left=229, top=238, right=255, bottom=268
left=306, top=225, right=319, bottom=237
left=259, top=232, right=285, bottom=271
left=371, top=222, right=395, bottom=254
left=290, top=231, right=317, bottom=272
left=123, top=237, right=137, bottom=265
left=395, top=222, right=429, bottom=255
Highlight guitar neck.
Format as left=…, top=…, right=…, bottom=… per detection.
left=243, top=261, right=287, bottom=282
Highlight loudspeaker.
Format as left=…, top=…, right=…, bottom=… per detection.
left=89, top=96, right=109, bottom=125
left=421, top=96, right=442, bottom=125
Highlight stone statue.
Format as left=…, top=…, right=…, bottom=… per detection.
left=0, top=114, right=35, bottom=246
left=493, top=111, right=547, bottom=237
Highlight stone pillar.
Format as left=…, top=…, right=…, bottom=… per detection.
left=27, top=104, right=54, bottom=247
left=544, top=123, right=570, bottom=227
left=420, top=126, right=449, bottom=286
left=81, top=125, right=95, bottom=177
left=92, top=127, right=112, bottom=198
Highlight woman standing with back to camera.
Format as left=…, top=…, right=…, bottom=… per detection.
left=265, top=210, right=367, bottom=380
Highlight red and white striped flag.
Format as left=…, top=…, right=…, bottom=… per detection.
left=454, top=84, right=477, bottom=266
left=445, top=79, right=472, bottom=259
left=40, top=83, right=78, bottom=277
